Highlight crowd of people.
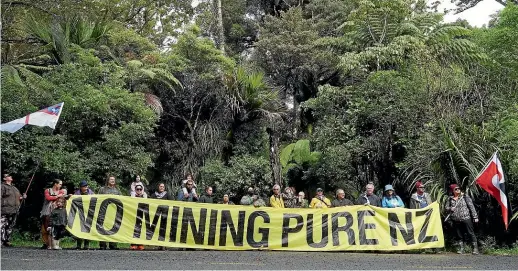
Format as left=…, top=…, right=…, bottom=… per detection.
left=0, top=173, right=479, bottom=254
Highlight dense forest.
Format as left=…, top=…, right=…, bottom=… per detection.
left=1, top=0, right=517, bottom=246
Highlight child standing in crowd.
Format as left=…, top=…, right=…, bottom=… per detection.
left=130, top=175, right=146, bottom=197
left=47, top=198, right=67, bottom=250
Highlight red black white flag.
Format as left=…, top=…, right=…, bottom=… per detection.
left=475, top=152, right=509, bottom=230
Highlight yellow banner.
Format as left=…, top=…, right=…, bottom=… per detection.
left=66, top=195, right=444, bottom=251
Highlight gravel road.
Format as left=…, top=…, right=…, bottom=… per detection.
left=2, top=248, right=517, bottom=270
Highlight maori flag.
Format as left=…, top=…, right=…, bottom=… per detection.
left=475, top=152, right=510, bottom=230
left=0, top=102, right=64, bottom=133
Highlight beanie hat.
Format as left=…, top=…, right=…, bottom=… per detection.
left=449, top=184, right=459, bottom=192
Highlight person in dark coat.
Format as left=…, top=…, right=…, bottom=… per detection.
left=198, top=186, right=214, bottom=203
left=356, top=183, right=381, bottom=207
left=1, top=173, right=26, bottom=247
left=48, top=198, right=67, bottom=250
left=331, top=189, right=354, bottom=207
left=150, top=183, right=174, bottom=200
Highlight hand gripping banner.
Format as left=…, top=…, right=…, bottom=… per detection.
left=66, top=195, right=444, bottom=251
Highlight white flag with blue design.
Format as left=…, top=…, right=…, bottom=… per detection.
left=0, top=102, right=64, bottom=133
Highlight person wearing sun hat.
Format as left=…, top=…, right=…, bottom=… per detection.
left=410, top=181, right=432, bottom=209
left=381, top=184, right=404, bottom=208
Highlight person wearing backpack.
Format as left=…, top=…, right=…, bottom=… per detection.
left=309, top=188, right=331, bottom=208
left=445, top=184, right=479, bottom=254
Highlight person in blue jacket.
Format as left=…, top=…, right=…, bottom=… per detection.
left=382, top=184, right=404, bottom=208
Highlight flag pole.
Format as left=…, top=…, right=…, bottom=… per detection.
left=12, top=127, right=56, bottom=228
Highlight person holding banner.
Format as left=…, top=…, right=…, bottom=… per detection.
left=1, top=173, right=26, bottom=247
left=270, top=184, right=285, bottom=208
left=198, top=186, right=215, bottom=203
left=73, top=180, right=94, bottom=250
left=410, top=181, right=432, bottom=209
left=240, top=187, right=257, bottom=205
left=331, top=189, right=353, bottom=207
left=356, top=183, right=381, bottom=207
left=98, top=175, right=122, bottom=250
left=295, top=192, right=309, bottom=208
left=131, top=185, right=146, bottom=250
left=150, top=183, right=174, bottom=200
left=381, top=185, right=404, bottom=208
left=282, top=187, right=297, bottom=208
left=220, top=193, right=234, bottom=205
left=40, top=179, right=68, bottom=249
left=309, top=188, right=331, bottom=208
left=445, top=184, right=479, bottom=254
left=178, top=180, right=196, bottom=201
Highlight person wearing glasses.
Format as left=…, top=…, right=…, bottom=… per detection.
left=269, top=184, right=284, bottom=208
left=445, top=184, right=479, bottom=254
left=130, top=184, right=146, bottom=250
left=310, top=188, right=331, bottom=208
left=410, top=181, right=432, bottom=209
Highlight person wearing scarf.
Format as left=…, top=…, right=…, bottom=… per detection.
left=150, top=183, right=174, bottom=200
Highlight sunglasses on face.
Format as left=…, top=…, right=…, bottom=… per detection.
left=273, top=189, right=279, bottom=191
left=136, top=188, right=142, bottom=191
left=454, top=188, right=460, bottom=191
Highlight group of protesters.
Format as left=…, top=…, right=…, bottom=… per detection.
left=1, top=173, right=479, bottom=254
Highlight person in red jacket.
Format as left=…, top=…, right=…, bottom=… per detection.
left=39, top=179, right=69, bottom=249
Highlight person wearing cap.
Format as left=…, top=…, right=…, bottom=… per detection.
left=356, top=183, right=381, bottom=207
left=1, top=173, right=26, bottom=247
left=74, top=180, right=94, bottom=196
left=381, top=184, right=404, bottom=208
left=73, top=180, right=94, bottom=249
left=331, top=189, right=354, bottom=207
left=309, top=188, right=331, bottom=208
left=269, top=184, right=284, bottom=208
left=410, top=181, right=432, bottom=209
left=445, top=184, right=479, bottom=254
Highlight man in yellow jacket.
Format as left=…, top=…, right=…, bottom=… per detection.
left=269, top=184, right=284, bottom=208
left=310, top=188, right=331, bottom=208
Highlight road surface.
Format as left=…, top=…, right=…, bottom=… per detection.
left=2, top=248, right=517, bottom=270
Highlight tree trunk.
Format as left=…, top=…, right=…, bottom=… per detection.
left=215, top=0, right=225, bottom=53
left=267, top=127, right=282, bottom=186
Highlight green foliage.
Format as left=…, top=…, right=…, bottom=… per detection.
left=199, top=155, right=273, bottom=198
